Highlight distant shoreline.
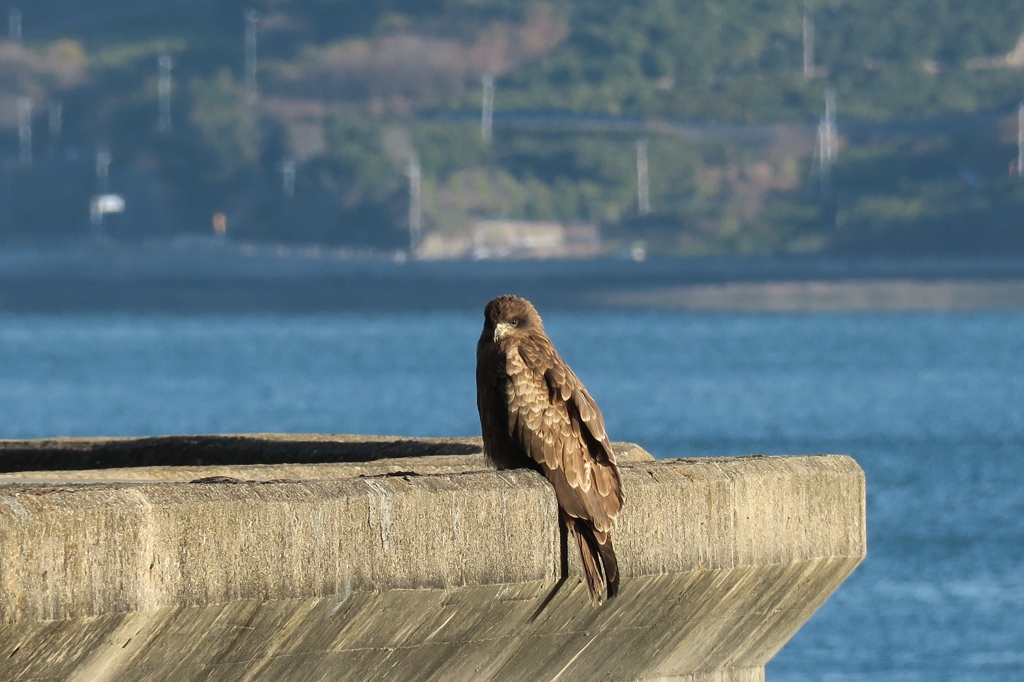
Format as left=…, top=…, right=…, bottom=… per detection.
left=601, top=279, right=1024, bottom=312
left=3, top=245, right=1024, bottom=313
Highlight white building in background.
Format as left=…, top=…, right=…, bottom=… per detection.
left=415, top=220, right=601, bottom=260
left=471, top=220, right=600, bottom=260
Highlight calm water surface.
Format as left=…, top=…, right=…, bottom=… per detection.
left=2, top=311, right=1023, bottom=680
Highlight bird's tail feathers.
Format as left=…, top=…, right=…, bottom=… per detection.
left=598, top=536, right=619, bottom=599
left=569, top=519, right=618, bottom=604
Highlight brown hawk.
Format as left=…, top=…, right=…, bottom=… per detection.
left=476, top=295, right=623, bottom=603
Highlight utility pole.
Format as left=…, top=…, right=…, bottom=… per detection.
left=279, top=159, right=295, bottom=235
left=817, top=87, right=837, bottom=194
left=17, top=97, right=31, bottom=166
left=636, top=139, right=651, bottom=215
left=481, top=74, right=494, bottom=145
left=1017, top=101, right=1023, bottom=178
left=245, top=10, right=259, bottom=107
left=158, top=54, right=173, bottom=132
left=92, top=147, right=112, bottom=240
left=802, top=1, right=815, bottom=79
left=8, top=8, right=21, bottom=41
left=824, top=87, right=836, bottom=164
left=406, top=158, right=422, bottom=255
left=95, top=146, right=111, bottom=194
left=281, top=159, right=295, bottom=198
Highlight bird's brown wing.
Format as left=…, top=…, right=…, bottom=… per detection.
left=504, top=338, right=623, bottom=535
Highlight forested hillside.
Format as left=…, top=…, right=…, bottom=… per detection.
left=4, top=1, right=1024, bottom=254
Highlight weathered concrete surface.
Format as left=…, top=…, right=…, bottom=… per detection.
left=0, top=435, right=653, bottom=484
left=0, top=437, right=865, bottom=681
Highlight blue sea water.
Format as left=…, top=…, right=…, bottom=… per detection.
left=2, top=310, right=1023, bottom=680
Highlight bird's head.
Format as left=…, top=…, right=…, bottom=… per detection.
left=482, top=295, right=544, bottom=344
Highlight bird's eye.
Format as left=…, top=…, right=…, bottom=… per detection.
left=510, top=319, right=520, bottom=327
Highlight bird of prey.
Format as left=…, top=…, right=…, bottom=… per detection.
left=476, top=295, right=623, bottom=604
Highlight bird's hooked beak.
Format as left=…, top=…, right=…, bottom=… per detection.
left=494, top=322, right=514, bottom=342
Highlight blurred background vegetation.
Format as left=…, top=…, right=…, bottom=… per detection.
left=3, top=0, right=1024, bottom=255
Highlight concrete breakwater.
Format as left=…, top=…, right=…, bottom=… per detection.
left=0, top=436, right=865, bottom=681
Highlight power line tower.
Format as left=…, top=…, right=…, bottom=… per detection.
left=1017, top=101, right=1023, bottom=179
left=17, top=97, right=31, bottom=166
left=406, top=158, right=422, bottom=256
left=802, top=1, right=815, bottom=79
left=245, top=10, right=259, bottom=107
left=636, top=139, right=652, bottom=215
left=280, top=159, right=296, bottom=198
left=279, top=159, right=296, bottom=235
left=481, top=74, right=494, bottom=145
left=95, top=147, right=111, bottom=194
left=158, top=55, right=173, bottom=132
left=816, top=87, right=837, bottom=195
